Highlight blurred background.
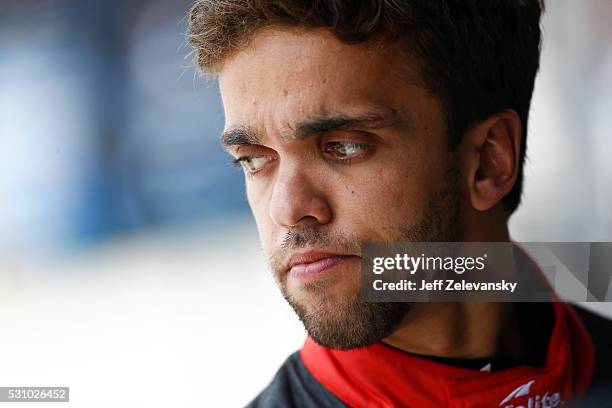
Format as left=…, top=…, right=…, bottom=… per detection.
left=0, top=0, right=610, bottom=406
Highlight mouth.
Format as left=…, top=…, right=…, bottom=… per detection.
left=285, top=250, right=361, bottom=283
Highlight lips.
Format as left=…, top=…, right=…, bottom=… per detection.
left=285, top=250, right=361, bottom=281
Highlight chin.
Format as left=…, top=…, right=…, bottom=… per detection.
left=284, top=283, right=412, bottom=350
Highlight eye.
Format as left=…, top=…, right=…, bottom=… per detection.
left=232, top=155, right=273, bottom=174
left=323, top=141, right=370, bottom=161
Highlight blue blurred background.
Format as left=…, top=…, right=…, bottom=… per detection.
left=0, top=0, right=248, bottom=253
left=0, top=1, right=611, bottom=407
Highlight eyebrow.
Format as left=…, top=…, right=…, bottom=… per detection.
left=293, top=111, right=398, bottom=139
left=220, top=109, right=399, bottom=149
left=220, top=126, right=261, bottom=149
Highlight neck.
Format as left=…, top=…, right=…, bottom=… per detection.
left=382, top=301, right=520, bottom=359
left=383, top=211, right=518, bottom=359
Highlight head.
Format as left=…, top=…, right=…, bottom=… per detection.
left=188, top=0, right=543, bottom=349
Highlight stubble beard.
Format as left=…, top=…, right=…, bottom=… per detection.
left=267, top=164, right=463, bottom=350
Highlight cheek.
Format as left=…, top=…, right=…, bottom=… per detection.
left=337, top=165, right=437, bottom=237
left=245, top=181, right=275, bottom=246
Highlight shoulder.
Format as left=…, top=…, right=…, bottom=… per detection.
left=246, top=351, right=346, bottom=408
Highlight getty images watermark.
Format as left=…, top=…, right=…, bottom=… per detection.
left=361, top=242, right=612, bottom=302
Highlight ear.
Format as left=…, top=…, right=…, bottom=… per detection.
left=458, top=109, right=521, bottom=212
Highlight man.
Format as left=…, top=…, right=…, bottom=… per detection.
left=187, top=1, right=612, bottom=406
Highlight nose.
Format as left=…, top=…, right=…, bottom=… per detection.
left=268, top=161, right=333, bottom=228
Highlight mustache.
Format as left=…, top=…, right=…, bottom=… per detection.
left=281, top=225, right=329, bottom=250
left=280, top=224, right=361, bottom=252
left=269, top=225, right=362, bottom=273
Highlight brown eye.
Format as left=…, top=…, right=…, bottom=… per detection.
left=324, top=141, right=369, bottom=161
left=233, top=155, right=272, bottom=174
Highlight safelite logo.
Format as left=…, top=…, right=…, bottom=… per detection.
left=499, top=380, right=564, bottom=408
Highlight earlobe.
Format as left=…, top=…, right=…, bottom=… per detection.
left=463, top=110, right=521, bottom=212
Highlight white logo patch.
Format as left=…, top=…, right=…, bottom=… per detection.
left=499, top=380, right=563, bottom=408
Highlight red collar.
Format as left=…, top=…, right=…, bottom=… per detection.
left=300, top=301, right=594, bottom=407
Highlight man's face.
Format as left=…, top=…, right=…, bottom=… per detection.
left=218, top=27, right=463, bottom=349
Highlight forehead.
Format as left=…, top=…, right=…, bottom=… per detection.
left=217, top=27, right=426, bottom=127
